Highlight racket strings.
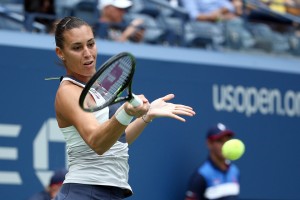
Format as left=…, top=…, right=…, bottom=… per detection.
left=94, top=56, right=133, bottom=105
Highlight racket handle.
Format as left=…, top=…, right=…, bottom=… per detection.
left=130, top=94, right=142, bottom=107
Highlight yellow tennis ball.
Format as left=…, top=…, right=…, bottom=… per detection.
left=222, top=139, right=245, bottom=161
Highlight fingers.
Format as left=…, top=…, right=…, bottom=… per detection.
left=124, top=103, right=148, bottom=118
left=173, top=109, right=195, bottom=117
left=138, top=94, right=149, bottom=104
left=168, top=110, right=195, bottom=122
left=171, top=106, right=196, bottom=120
left=124, top=94, right=150, bottom=118
left=167, top=103, right=196, bottom=122
left=173, top=105, right=196, bottom=116
left=125, top=93, right=196, bottom=121
left=161, top=94, right=175, bottom=102
left=169, top=114, right=186, bottom=122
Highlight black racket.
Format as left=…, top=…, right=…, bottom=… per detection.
left=79, top=52, right=142, bottom=112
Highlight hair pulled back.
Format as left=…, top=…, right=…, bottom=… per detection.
left=55, top=16, right=91, bottom=49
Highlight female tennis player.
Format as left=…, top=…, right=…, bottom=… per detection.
left=53, top=16, right=195, bottom=200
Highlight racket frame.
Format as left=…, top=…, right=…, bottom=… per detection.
left=79, top=52, right=136, bottom=112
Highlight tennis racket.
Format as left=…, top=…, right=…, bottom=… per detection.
left=79, top=52, right=142, bottom=112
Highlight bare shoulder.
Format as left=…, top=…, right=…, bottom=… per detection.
left=56, top=81, right=82, bottom=103
left=55, top=81, right=83, bottom=127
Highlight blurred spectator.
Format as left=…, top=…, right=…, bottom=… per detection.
left=288, top=0, right=300, bottom=37
left=55, top=0, right=81, bottom=18
left=261, top=0, right=287, bottom=13
left=181, top=0, right=238, bottom=22
left=24, top=0, right=56, bottom=33
left=184, top=123, right=240, bottom=200
left=28, top=168, right=67, bottom=200
left=286, top=0, right=300, bottom=16
left=260, top=0, right=299, bottom=14
left=231, top=0, right=244, bottom=16
left=247, top=0, right=297, bottom=32
left=168, top=0, right=180, bottom=7
left=97, top=0, right=145, bottom=42
left=180, top=0, right=255, bottom=50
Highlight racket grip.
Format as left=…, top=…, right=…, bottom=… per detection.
left=130, top=94, right=142, bottom=107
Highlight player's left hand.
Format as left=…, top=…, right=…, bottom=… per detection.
left=145, top=94, right=196, bottom=122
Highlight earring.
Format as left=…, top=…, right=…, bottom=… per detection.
left=61, top=57, right=65, bottom=60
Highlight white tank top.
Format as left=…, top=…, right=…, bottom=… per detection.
left=59, top=77, right=131, bottom=192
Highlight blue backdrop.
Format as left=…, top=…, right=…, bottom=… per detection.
left=0, top=30, right=300, bottom=200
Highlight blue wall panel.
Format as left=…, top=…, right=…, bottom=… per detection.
left=0, top=30, right=299, bottom=200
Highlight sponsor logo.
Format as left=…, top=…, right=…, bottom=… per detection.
left=212, top=84, right=300, bottom=117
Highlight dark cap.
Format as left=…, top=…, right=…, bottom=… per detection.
left=49, top=169, right=67, bottom=186
left=206, top=123, right=234, bottom=140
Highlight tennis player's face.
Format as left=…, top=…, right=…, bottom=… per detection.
left=59, top=25, right=97, bottom=81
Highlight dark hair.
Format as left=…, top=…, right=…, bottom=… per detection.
left=55, top=16, right=91, bottom=49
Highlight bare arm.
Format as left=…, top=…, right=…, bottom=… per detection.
left=118, top=19, right=145, bottom=42
left=55, top=83, right=149, bottom=155
left=196, top=8, right=235, bottom=22
left=196, top=10, right=222, bottom=22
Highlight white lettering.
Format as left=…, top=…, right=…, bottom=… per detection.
left=0, top=124, right=22, bottom=185
left=34, top=118, right=66, bottom=188
left=212, top=84, right=300, bottom=117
